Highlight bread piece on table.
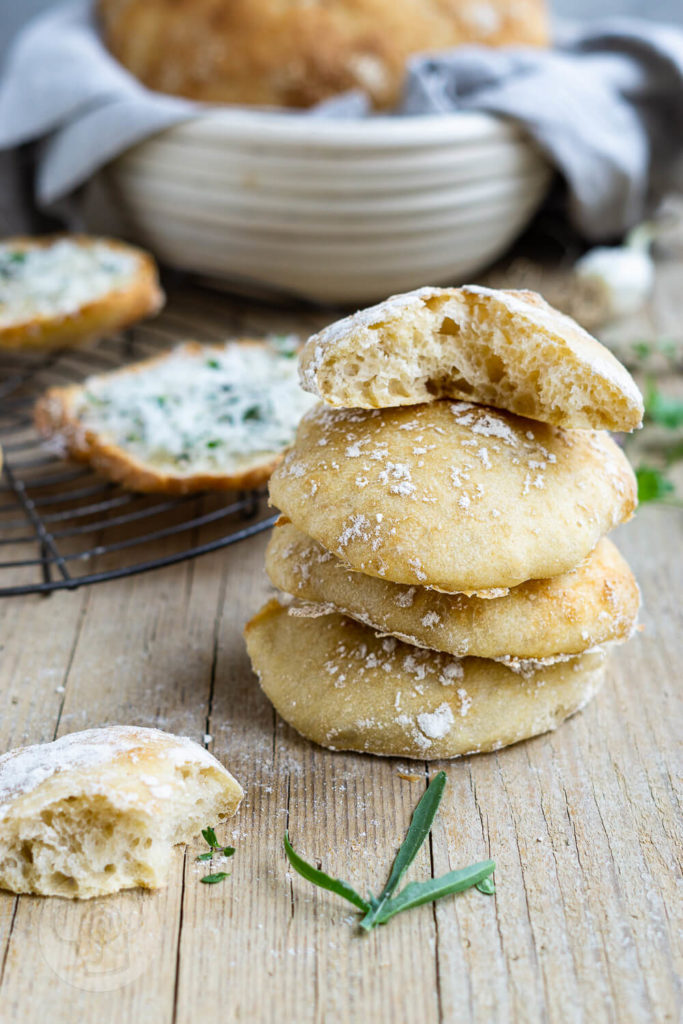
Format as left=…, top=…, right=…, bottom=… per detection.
left=245, top=600, right=608, bottom=760
left=35, top=337, right=317, bottom=494
left=268, top=401, right=637, bottom=592
left=98, top=0, right=549, bottom=110
left=0, top=235, right=163, bottom=350
left=266, top=522, right=640, bottom=660
left=299, top=285, right=643, bottom=431
left=0, top=725, right=243, bottom=899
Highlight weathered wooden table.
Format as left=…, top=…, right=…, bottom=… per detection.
left=0, top=258, right=681, bottom=1024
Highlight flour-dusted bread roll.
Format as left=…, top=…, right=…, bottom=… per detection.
left=268, top=401, right=637, bottom=592
left=245, top=601, right=608, bottom=759
left=35, top=338, right=317, bottom=494
left=0, top=236, right=163, bottom=350
left=98, top=0, right=549, bottom=111
left=0, top=726, right=243, bottom=899
left=266, top=522, right=640, bottom=659
left=299, top=286, right=643, bottom=431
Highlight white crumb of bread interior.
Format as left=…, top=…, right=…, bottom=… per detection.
left=0, top=240, right=139, bottom=325
left=298, top=284, right=643, bottom=430
left=0, top=725, right=243, bottom=899
left=72, top=338, right=318, bottom=475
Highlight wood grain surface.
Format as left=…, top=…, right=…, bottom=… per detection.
left=0, top=262, right=681, bottom=1024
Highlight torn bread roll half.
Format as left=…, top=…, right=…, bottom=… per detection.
left=266, top=522, right=640, bottom=661
left=35, top=337, right=317, bottom=493
left=0, top=235, right=163, bottom=349
left=299, top=285, right=643, bottom=431
left=0, top=726, right=243, bottom=899
left=245, top=601, right=609, bottom=760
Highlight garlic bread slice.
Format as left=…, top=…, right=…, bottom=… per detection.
left=0, top=235, right=163, bottom=349
left=35, top=337, right=317, bottom=493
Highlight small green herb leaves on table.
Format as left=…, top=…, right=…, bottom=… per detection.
left=284, top=771, right=495, bottom=931
left=636, top=466, right=675, bottom=503
left=197, top=826, right=235, bottom=884
left=644, top=379, right=683, bottom=430
left=626, top=377, right=683, bottom=504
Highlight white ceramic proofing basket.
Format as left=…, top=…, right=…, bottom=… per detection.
left=85, top=108, right=552, bottom=305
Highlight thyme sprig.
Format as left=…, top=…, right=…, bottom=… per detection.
left=197, top=826, right=235, bottom=884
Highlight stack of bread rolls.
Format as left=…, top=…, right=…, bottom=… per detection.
left=245, top=286, right=642, bottom=760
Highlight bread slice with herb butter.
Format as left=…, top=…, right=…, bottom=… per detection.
left=0, top=725, right=243, bottom=899
left=35, top=337, right=317, bottom=493
left=0, top=235, right=164, bottom=349
left=299, top=285, right=643, bottom=431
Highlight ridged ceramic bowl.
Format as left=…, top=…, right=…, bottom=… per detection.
left=85, top=108, right=552, bottom=305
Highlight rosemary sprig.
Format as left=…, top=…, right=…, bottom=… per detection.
left=283, top=831, right=370, bottom=912
left=284, top=771, right=495, bottom=931
left=371, top=861, right=496, bottom=926
left=359, top=770, right=447, bottom=930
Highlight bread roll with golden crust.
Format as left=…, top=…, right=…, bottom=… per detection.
left=299, top=286, right=643, bottom=432
left=268, top=401, right=637, bottom=592
left=0, top=726, right=243, bottom=899
left=245, top=600, right=608, bottom=760
left=0, top=236, right=163, bottom=350
left=98, top=0, right=549, bottom=110
left=266, top=522, right=640, bottom=659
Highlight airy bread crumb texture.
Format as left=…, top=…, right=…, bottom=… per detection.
left=299, top=286, right=643, bottom=432
left=0, top=726, right=243, bottom=899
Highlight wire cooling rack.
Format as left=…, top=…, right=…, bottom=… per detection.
left=0, top=290, right=287, bottom=597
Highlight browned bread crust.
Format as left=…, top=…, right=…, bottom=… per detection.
left=98, top=0, right=549, bottom=110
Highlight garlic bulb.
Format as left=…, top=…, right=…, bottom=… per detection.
left=574, top=225, right=655, bottom=320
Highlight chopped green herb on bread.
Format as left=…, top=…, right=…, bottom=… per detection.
left=35, top=337, right=317, bottom=493
left=0, top=235, right=163, bottom=349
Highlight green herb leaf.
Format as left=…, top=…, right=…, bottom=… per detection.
left=206, top=439, right=221, bottom=449
left=375, top=861, right=496, bottom=925
left=200, top=872, right=230, bottom=885
left=476, top=874, right=496, bottom=895
left=206, top=358, right=220, bottom=369
left=284, top=831, right=371, bottom=913
left=645, top=380, right=683, bottom=429
left=270, top=334, right=299, bottom=357
left=196, top=852, right=214, bottom=862
left=222, top=846, right=236, bottom=857
left=360, top=770, right=446, bottom=930
left=283, top=773, right=495, bottom=932
left=636, top=465, right=675, bottom=503
left=202, top=826, right=219, bottom=849
left=243, top=405, right=263, bottom=422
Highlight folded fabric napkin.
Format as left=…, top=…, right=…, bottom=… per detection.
left=1, top=0, right=682, bottom=239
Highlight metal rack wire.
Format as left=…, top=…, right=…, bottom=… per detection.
left=0, top=311, right=277, bottom=597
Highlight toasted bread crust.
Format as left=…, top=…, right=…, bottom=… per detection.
left=98, top=0, right=549, bottom=110
left=0, top=235, right=164, bottom=350
left=34, top=340, right=293, bottom=494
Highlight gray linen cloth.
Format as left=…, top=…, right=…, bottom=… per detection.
left=1, top=0, right=682, bottom=239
